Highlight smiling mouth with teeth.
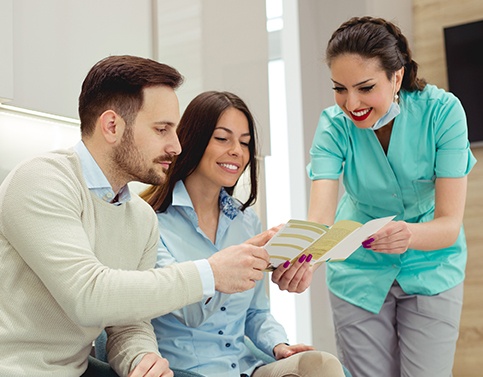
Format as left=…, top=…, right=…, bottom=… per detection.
left=218, top=163, right=238, bottom=172
left=350, top=108, right=372, bottom=121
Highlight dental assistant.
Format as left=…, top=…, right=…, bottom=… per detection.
left=306, top=16, right=476, bottom=377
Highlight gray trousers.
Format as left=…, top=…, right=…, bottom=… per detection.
left=330, top=281, right=463, bottom=377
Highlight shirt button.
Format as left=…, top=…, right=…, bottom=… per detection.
left=392, top=193, right=398, bottom=198
left=225, top=343, right=231, bottom=347
left=218, top=330, right=224, bottom=335
left=231, top=363, right=236, bottom=368
left=220, top=306, right=226, bottom=311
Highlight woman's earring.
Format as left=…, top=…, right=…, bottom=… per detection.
left=394, top=93, right=399, bottom=102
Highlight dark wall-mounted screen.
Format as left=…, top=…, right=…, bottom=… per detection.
left=444, top=19, right=483, bottom=143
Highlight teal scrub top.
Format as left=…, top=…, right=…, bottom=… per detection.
left=307, top=84, right=477, bottom=314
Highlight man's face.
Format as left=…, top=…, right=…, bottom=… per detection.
left=113, top=86, right=181, bottom=186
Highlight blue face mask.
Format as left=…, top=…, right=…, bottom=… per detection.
left=371, top=100, right=400, bottom=131
left=341, top=72, right=401, bottom=130
left=340, top=97, right=400, bottom=130
left=341, top=100, right=400, bottom=130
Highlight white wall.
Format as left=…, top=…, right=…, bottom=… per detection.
left=201, top=0, right=270, bottom=157
left=154, top=0, right=203, bottom=112
left=0, top=107, right=80, bottom=183
left=154, top=0, right=271, bottom=156
left=9, top=0, right=153, bottom=118
left=0, top=0, right=14, bottom=102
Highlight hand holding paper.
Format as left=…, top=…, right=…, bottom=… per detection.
left=264, top=216, right=396, bottom=271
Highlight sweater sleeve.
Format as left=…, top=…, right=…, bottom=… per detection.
left=0, top=155, right=204, bottom=327
left=105, top=214, right=162, bottom=376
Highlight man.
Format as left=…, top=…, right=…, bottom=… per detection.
left=0, top=55, right=270, bottom=377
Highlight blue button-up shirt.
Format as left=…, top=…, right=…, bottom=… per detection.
left=152, top=181, right=288, bottom=377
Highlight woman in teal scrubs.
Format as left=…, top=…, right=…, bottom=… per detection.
left=305, top=16, right=476, bottom=377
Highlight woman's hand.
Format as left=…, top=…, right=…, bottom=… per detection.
left=273, top=343, right=315, bottom=360
left=271, top=254, right=314, bottom=293
left=362, top=220, right=412, bottom=254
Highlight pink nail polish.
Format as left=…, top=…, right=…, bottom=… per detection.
left=306, top=254, right=313, bottom=263
left=362, top=238, right=374, bottom=248
left=283, top=260, right=290, bottom=268
left=298, top=254, right=306, bottom=263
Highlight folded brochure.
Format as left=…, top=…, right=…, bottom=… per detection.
left=264, top=215, right=395, bottom=271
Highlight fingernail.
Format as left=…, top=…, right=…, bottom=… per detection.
left=362, top=238, right=374, bottom=248
left=306, top=254, right=313, bottom=263
left=298, top=254, right=306, bottom=263
left=283, top=260, right=291, bottom=268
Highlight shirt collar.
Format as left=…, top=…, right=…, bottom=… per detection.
left=219, top=188, right=240, bottom=220
left=73, top=141, right=131, bottom=204
left=172, top=180, right=241, bottom=220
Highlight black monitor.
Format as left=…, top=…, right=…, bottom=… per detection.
left=444, top=19, right=483, bottom=143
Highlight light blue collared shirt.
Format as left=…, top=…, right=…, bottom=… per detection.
left=73, top=141, right=214, bottom=297
left=152, top=181, right=288, bottom=377
left=73, top=141, right=131, bottom=205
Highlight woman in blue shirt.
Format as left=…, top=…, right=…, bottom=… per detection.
left=305, top=16, right=476, bottom=377
left=141, top=91, right=345, bottom=377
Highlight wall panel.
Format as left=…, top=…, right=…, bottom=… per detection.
left=10, top=0, right=152, bottom=118
left=413, top=1, right=483, bottom=375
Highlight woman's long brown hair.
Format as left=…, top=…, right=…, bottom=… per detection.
left=140, top=91, right=259, bottom=213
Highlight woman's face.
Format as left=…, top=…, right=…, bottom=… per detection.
left=330, top=54, right=403, bottom=129
left=193, top=107, right=251, bottom=189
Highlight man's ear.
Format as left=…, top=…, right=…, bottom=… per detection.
left=99, top=110, right=124, bottom=144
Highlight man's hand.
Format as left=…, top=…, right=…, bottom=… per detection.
left=271, top=254, right=313, bottom=293
left=208, top=244, right=269, bottom=293
left=244, top=224, right=283, bottom=247
left=273, top=343, right=315, bottom=360
left=128, top=353, right=173, bottom=377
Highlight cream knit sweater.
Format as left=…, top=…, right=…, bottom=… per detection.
left=0, top=149, right=203, bottom=376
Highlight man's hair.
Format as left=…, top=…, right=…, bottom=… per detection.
left=78, top=55, right=183, bottom=137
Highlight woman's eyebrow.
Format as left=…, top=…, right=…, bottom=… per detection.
left=215, top=126, right=250, bottom=137
left=331, top=78, right=374, bottom=87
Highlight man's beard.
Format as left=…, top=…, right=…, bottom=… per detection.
left=112, top=127, right=171, bottom=186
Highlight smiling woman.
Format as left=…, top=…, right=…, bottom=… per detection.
left=305, top=16, right=477, bottom=377
left=139, top=90, right=345, bottom=377
left=189, top=107, right=251, bottom=197
left=330, top=55, right=403, bottom=130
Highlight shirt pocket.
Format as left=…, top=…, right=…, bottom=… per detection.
left=412, top=177, right=436, bottom=214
